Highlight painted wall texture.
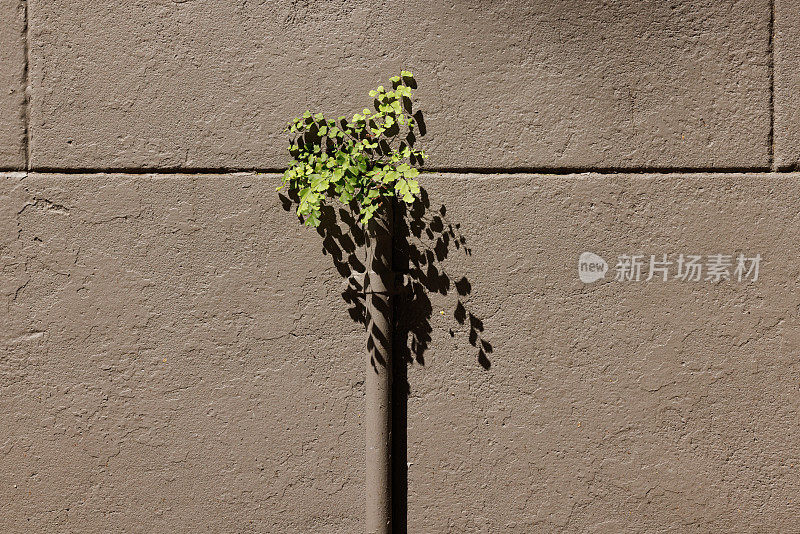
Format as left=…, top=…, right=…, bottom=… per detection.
left=2, top=1, right=800, bottom=532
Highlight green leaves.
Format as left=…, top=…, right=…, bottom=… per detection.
left=281, top=71, right=427, bottom=227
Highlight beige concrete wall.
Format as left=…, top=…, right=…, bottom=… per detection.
left=2, top=173, right=365, bottom=531
left=776, top=0, right=800, bottom=169
left=2, top=1, right=800, bottom=532
left=25, top=0, right=771, bottom=170
left=406, top=174, right=800, bottom=532
left=0, top=0, right=25, bottom=169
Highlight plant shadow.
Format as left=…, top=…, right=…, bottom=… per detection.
left=278, top=185, right=493, bottom=533
left=276, top=188, right=492, bottom=371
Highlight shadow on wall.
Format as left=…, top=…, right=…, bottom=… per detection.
left=278, top=185, right=493, bottom=533
left=393, top=192, right=493, bottom=370
left=276, top=188, right=493, bottom=371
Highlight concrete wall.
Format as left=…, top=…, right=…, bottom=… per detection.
left=2, top=1, right=800, bottom=532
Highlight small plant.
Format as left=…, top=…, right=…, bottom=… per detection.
left=279, top=71, right=426, bottom=227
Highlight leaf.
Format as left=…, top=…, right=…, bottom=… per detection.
left=310, top=173, right=329, bottom=192
left=283, top=73, right=424, bottom=226
left=305, top=210, right=320, bottom=227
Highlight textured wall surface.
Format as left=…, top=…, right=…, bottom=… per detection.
left=28, top=0, right=770, bottom=170
left=776, top=0, right=800, bottom=169
left=406, top=173, right=800, bottom=532
left=1, top=173, right=364, bottom=532
left=0, top=0, right=25, bottom=169
left=3, top=0, right=800, bottom=532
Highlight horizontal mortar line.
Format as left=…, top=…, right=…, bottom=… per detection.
left=424, top=165, right=779, bottom=175
left=2, top=165, right=797, bottom=176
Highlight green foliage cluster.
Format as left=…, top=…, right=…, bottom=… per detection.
left=279, top=71, right=426, bottom=227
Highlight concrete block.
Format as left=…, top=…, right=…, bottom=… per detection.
left=29, top=1, right=770, bottom=170
left=775, top=0, right=800, bottom=169
left=0, top=172, right=365, bottom=532
left=404, top=173, right=800, bottom=531
left=0, top=0, right=25, bottom=169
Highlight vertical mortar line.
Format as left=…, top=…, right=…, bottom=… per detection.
left=769, top=0, right=775, bottom=171
left=21, top=0, right=30, bottom=171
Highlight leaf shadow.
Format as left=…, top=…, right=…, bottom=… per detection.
left=278, top=185, right=493, bottom=534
